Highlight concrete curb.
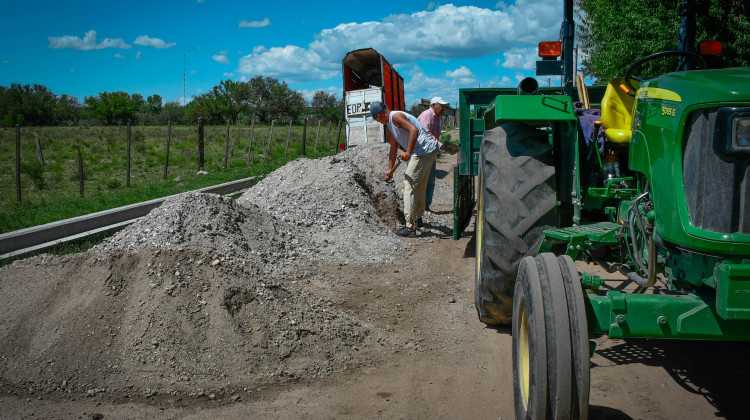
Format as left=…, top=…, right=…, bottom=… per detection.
left=0, top=176, right=257, bottom=260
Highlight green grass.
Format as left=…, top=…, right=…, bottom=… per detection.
left=0, top=123, right=343, bottom=233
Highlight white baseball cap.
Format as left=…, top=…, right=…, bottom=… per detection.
left=430, top=97, right=449, bottom=106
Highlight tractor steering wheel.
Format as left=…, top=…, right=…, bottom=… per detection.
left=624, top=50, right=706, bottom=93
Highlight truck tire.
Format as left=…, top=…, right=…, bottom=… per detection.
left=475, top=122, right=557, bottom=325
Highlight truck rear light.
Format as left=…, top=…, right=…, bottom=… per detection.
left=538, top=41, right=562, bottom=58
left=699, top=40, right=722, bottom=56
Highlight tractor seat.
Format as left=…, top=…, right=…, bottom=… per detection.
left=600, top=77, right=636, bottom=143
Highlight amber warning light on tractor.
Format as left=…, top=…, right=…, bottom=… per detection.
left=699, top=40, right=722, bottom=56
left=538, top=41, right=562, bottom=58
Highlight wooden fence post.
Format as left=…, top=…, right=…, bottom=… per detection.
left=126, top=122, right=131, bottom=187
left=197, top=117, right=205, bottom=171
left=266, top=119, right=275, bottom=156
left=164, top=121, right=171, bottom=180
left=247, top=119, right=255, bottom=163
left=302, top=118, right=307, bottom=156
left=77, top=146, right=84, bottom=196
left=324, top=120, right=332, bottom=148
left=224, top=120, right=230, bottom=169
left=284, top=119, right=292, bottom=158
left=314, top=120, right=321, bottom=154
left=15, top=125, right=21, bottom=204
left=34, top=132, right=45, bottom=166
left=334, top=118, right=343, bottom=153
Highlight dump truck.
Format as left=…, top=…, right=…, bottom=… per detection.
left=342, top=48, right=405, bottom=147
left=453, top=1, right=750, bottom=418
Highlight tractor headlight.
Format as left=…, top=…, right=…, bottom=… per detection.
left=732, top=116, right=750, bottom=152
left=715, top=107, right=750, bottom=154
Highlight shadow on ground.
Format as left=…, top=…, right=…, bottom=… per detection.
left=595, top=339, right=750, bottom=419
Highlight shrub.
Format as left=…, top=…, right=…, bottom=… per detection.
left=20, top=160, right=47, bottom=190
left=105, top=179, right=122, bottom=190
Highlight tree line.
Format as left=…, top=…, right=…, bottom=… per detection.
left=576, top=0, right=750, bottom=83
left=0, top=75, right=343, bottom=127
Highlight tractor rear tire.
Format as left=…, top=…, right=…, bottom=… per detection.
left=475, top=122, right=557, bottom=325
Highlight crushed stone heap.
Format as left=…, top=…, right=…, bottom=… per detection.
left=237, top=143, right=409, bottom=265
left=93, top=192, right=314, bottom=273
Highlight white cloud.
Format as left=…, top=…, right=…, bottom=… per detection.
left=404, top=65, right=460, bottom=106
left=114, top=53, right=126, bottom=59
left=239, top=18, right=271, bottom=28
left=237, top=45, right=339, bottom=83
left=213, top=54, right=230, bottom=64
left=223, top=72, right=235, bottom=77
left=48, top=30, right=131, bottom=50
left=133, top=35, right=176, bottom=49
left=300, top=86, right=340, bottom=102
left=309, top=2, right=558, bottom=64
left=135, top=51, right=142, bottom=60
left=445, top=66, right=473, bottom=79
left=486, top=75, right=513, bottom=87
left=498, top=47, right=537, bottom=70
left=236, top=2, right=559, bottom=84
left=445, top=66, right=477, bottom=85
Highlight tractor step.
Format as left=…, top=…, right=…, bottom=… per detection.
left=539, top=222, right=620, bottom=258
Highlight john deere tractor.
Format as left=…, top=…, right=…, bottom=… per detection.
left=453, top=0, right=750, bottom=418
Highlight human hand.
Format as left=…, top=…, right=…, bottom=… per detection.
left=398, top=151, right=411, bottom=161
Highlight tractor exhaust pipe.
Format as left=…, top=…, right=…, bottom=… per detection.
left=517, top=77, right=539, bottom=95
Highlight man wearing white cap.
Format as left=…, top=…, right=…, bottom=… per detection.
left=417, top=97, right=449, bottom=219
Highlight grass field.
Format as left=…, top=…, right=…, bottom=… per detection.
left=0, top=122, right=343, bottom=233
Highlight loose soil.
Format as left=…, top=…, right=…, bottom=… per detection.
left=1, top=134, right=748, bottom=419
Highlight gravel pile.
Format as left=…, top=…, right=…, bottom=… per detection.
left=237, top=145, right=411, bottom=264
left=0, top=142, right=456, bottom=402
left=94, top=192, right=314, bottom=273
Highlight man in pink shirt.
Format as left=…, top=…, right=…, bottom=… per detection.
left=417, top=97, right=449, bottom=223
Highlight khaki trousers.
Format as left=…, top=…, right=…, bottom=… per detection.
left=402, top=150, right=438, bottom=226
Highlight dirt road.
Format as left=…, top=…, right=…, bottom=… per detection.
left=2, top=141, right=749, bottom=420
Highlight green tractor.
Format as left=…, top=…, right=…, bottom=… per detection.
left=454, top=0, right=750, bottom=418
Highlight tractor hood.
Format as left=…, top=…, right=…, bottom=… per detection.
left=639, top=67, right=750, bottom=104
left=631, top=66, right=750, bottom=256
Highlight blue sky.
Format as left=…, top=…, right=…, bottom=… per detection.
left=0, top=0, right=565, bottom=108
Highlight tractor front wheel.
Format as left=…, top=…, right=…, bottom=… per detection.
left=512, top=253, right=590, bottom=419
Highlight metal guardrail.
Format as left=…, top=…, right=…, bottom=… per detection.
left=0, top=176, right=257, bottom=260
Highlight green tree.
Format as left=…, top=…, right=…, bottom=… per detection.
left=54, top=94, right=81, bottom=126
left=183, top=92, right=226, bottom=124
left=576, top=0, right=750, bottom=83
left=85, top=91, right=138, bottom=125
left=0, top=83, right=59, bottom=126
left=213, top=79, right=252, bottom=123
left=147, top=94, right=163, bottom=113
left=247, top=76, right=305, bottom=122
left=160, top=100, right=184, bottom=124
left=310, top=90, right=336, bottom=121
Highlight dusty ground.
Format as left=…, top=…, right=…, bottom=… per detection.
left=1, top=134, right=749, bottom=420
